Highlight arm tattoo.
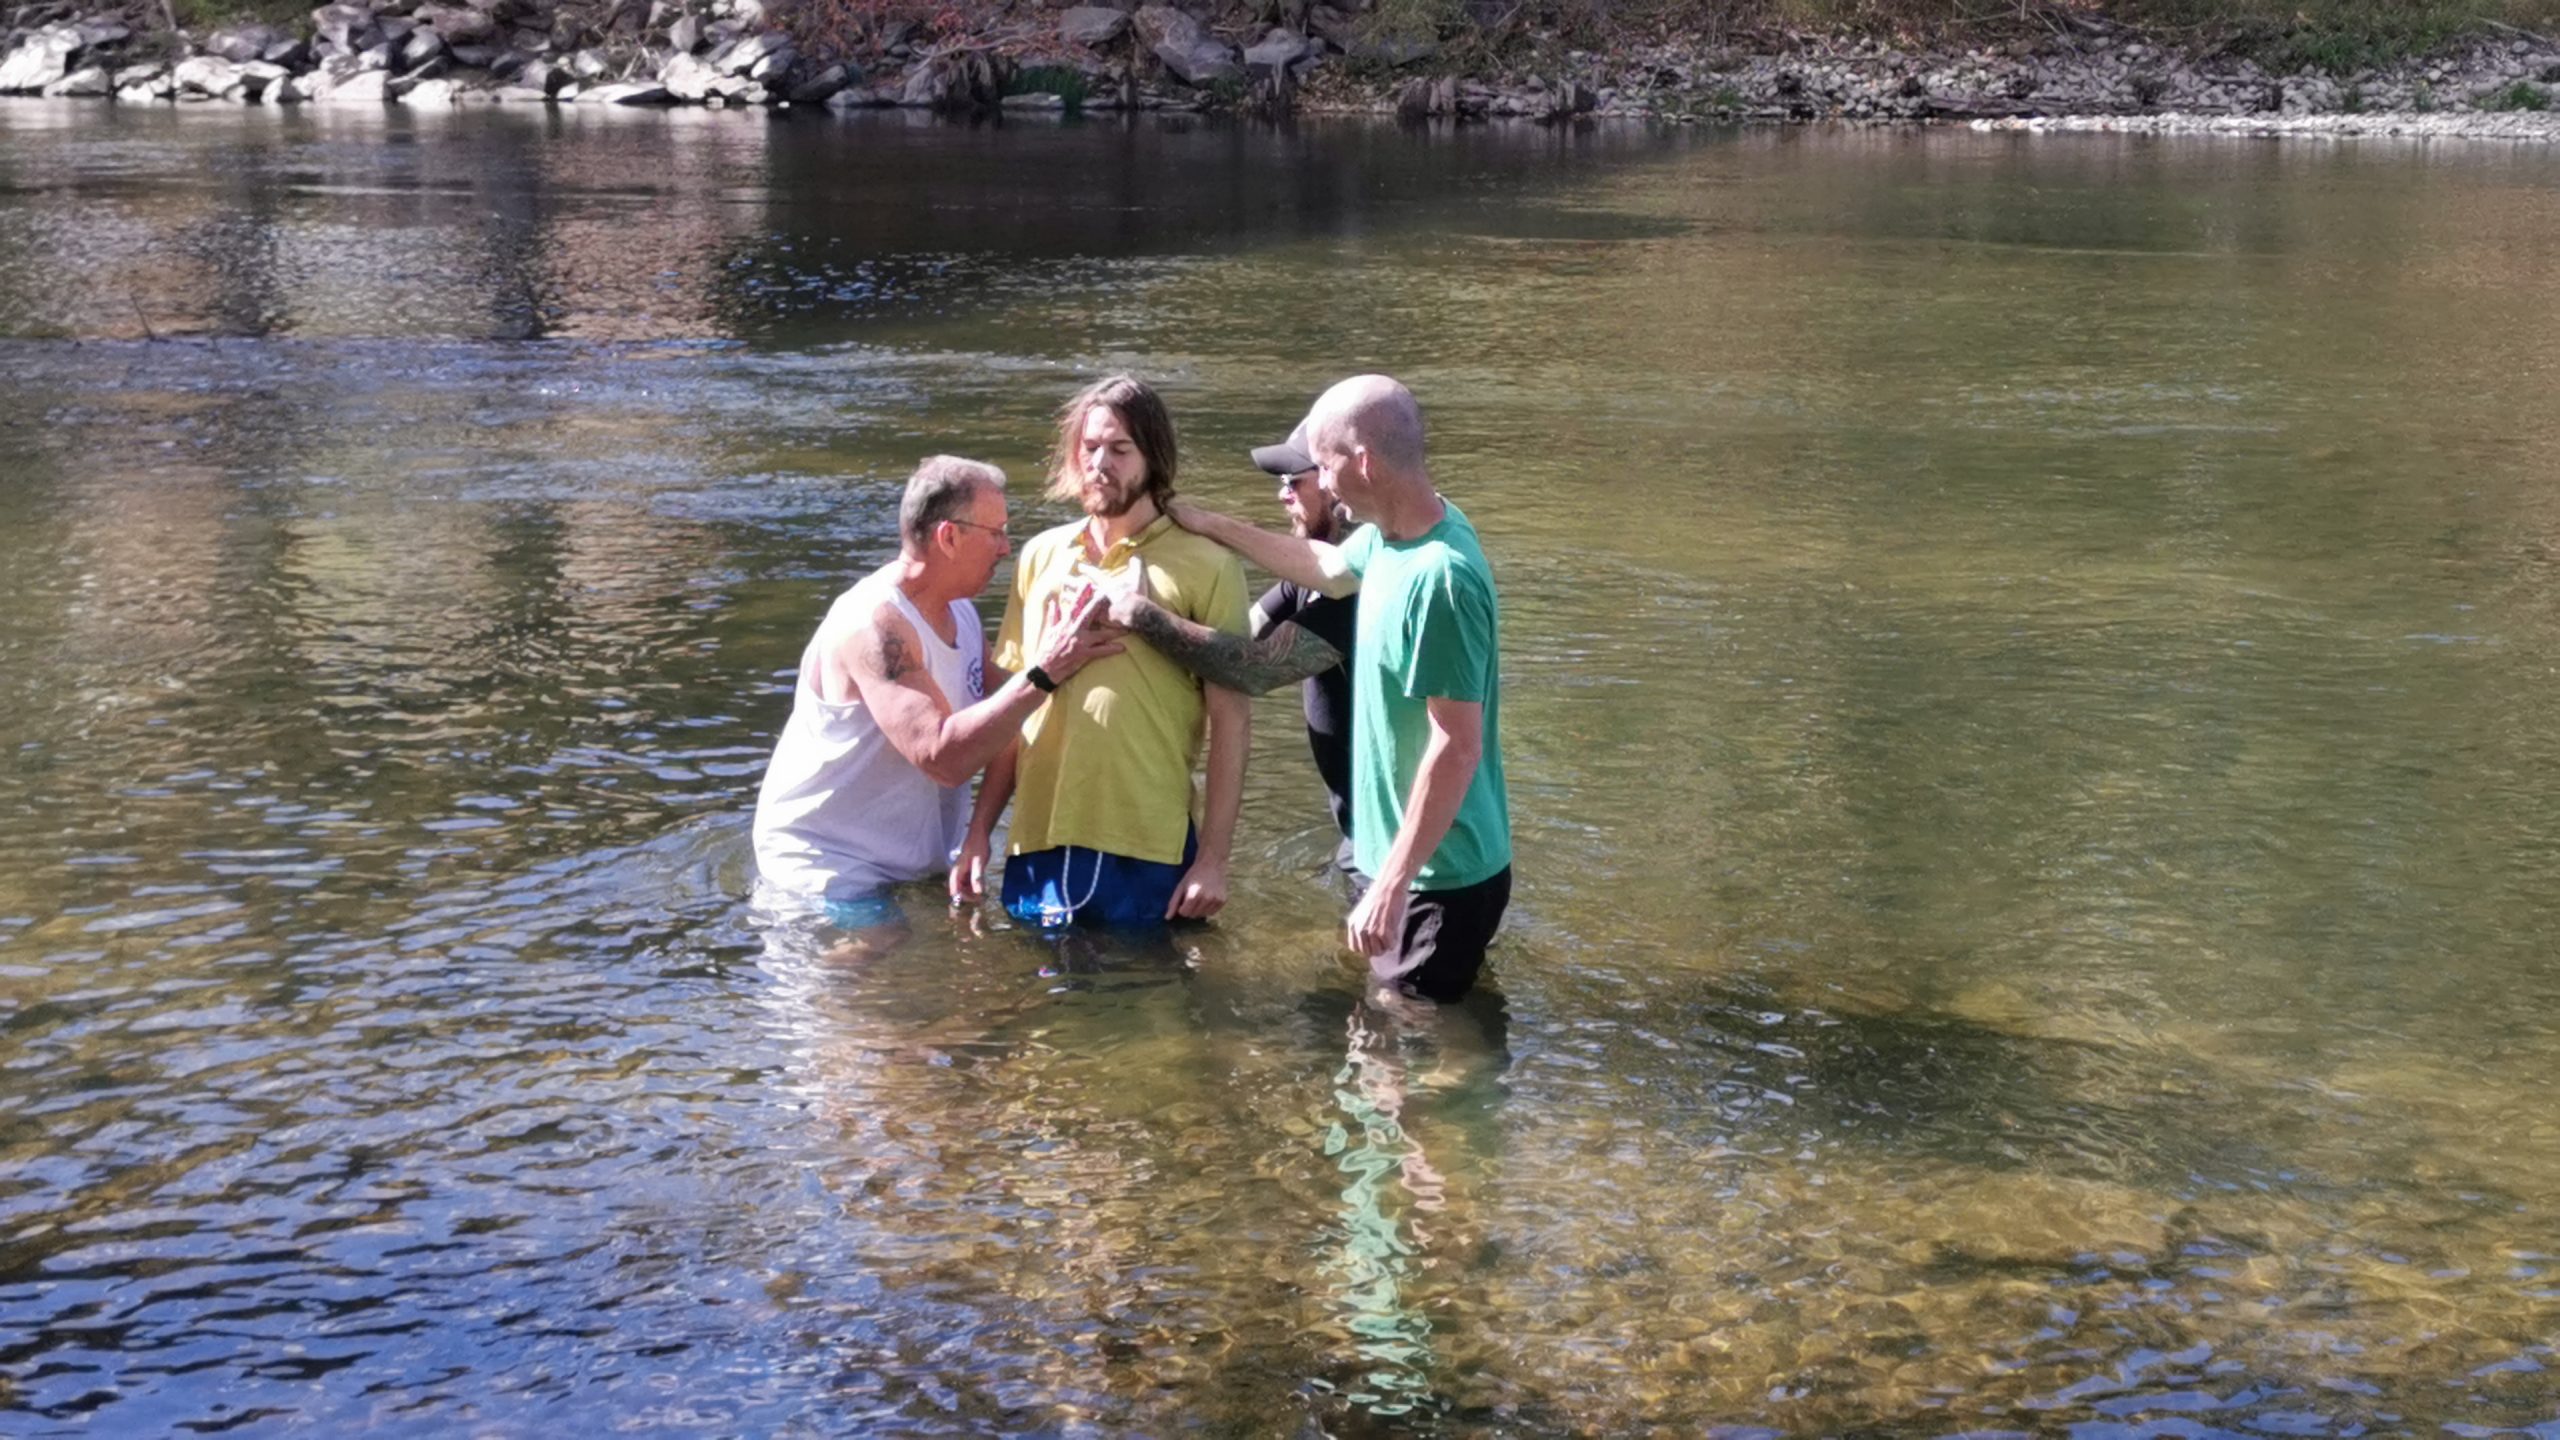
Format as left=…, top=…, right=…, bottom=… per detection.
left=871, top=625, right=917, bottom=683
left=1127, top=598, right=1343, bottom=696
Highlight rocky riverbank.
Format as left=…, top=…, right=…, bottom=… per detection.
left=5, top=0, right=2560, bottom=139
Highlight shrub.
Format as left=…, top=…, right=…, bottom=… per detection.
left=1006, top=62, right=1088, bottom=114
left=2479, top=79, right=2553, bottom=109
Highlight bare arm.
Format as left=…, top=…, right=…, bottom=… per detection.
left=846, top=592, right=1118, bottom=789
left=1169, top=499, right=1359, bottom=599
left=951, top=740, right=1018, bottom=902
left=1344, top=696, right=1484, bottom=957
left=1169, top=684, right=1250, bottom=919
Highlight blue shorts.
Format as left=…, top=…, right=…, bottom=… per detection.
left=1002, top=830, right=1198, bottom=929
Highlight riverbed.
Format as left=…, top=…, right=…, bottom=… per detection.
left=5, top=103, right=2560, bottom=1435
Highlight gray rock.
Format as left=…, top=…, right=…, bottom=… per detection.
left=1243, top=28, right=1308, bottom=73
left=897, top=62, right=943, bottom=106
left=448, top=43, right=501, bottom=66
left=401, top=75, right=457, bottom=102
left=667, top=13, right=700, bottom=53
left=823, top=81, right=891, bottom=108
left=517, top=58, right=566, bottom=91
left=357, top=42, right=395, bottom=70
left=1058, top=5, right=1127, bottom=48
left=714, top=30, right=784, bottom=75
left=263, top=36, right=312, bottom=67
left=1002, top=89, right=1064, bottom=108
left=580, top=80, right=673, bottom=102
left=399, top=29, right=446, bottom=66
left=417, top=4, right=496, bottom=44
left=746, top=40, right=793, bottom=82
left=117, top=74, right=174, bottom=102
left=1155, top=37, right=1239, bottom=86
left=207, top=24, right=281, bottom=63
left=0, top=25, right=84, bottom=94
left=660, top=49, right=716, bottom=98
left=568, top=47, right=610, bottom=78
left=317, top=64, right=392, bottom=101
left=238, top=60, right=290, bottom=98
left=43, top=64, right=109, bottom=96
left=173, top=55, right=249, bottom=99
left=1132, top=3, right=1199, bottom=51
left=493, top=83, right=551, bottom=101
left=787, top=61, right=848, bottom=103
left=312, top=3, right=382, bottom=50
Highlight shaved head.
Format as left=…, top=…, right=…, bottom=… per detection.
left=1305, top=374, right=1427, bottom=478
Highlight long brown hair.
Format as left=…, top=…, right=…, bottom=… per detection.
left=1046, top=374, right=1179, bottom=511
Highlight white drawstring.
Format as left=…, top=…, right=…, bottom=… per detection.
left=1048, top=844, right=1104, bottom=925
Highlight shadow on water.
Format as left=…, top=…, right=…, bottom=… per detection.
left=0, top=105, right=1692, bottom=344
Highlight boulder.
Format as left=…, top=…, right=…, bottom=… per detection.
left=747, top=41, right=792, bottom=81
left=356, top=42, right=395, bottom=70
left=712, top=30, right=784, bottom=75
left=823, top=81, right=892, bottom=108
left=1137, top=3, right=1205, bottom=50
left=786, top=61, right=847, bottom=103
left=43, top=64, right=109, bottom=96
left=1058, top=5, right=1127, bottom=48
left=667, top=12, right=700, bottom=52
left=0, top=25, right=83, bottom=94
left=1154, top=36, right=1239, bottom=86
left=172, top=55, right=250, bottom=99
left=263, top=36, right=312, bottom=67
left=516, top=57, right=566, bottom=91
left=568, top=47, right=610, bottom=77
left=207, top=24, right=282, bottom=63
left=312, top=3, right=382, bottom=49
left=1002, top=90, right=1064, bottom=109
left=117, top=73, right=174, bottom=102
left=401, top=75, right=457, bottom=102
left=238, top=60, right=291, bottom=98
left=1243, top=28, right=1308, bottom=74
left=493, top=83, right=551, bottom=101
left=399, top=28, right=446, bottom=66
left=660, top=48, right=716, bottom=98
left=317, top=64, right=392, bottom=100
left=417, top=4, right=497, bottom=44
left=580, top=80, right=674, bottom=102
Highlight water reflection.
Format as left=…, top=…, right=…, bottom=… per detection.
left=5, top=109, right=2560, bottom=1434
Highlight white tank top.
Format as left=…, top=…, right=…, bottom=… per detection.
left=752, top=574, right=987, bottom=898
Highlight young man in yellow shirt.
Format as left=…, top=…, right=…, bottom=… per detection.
left=955, top=376, right=1253, bottom=927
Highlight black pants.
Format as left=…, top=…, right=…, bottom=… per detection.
left=1360, top=866, right=1512, bottom=1003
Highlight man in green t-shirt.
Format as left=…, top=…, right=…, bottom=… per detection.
left=1170, top=375, right=1512, bottom=1001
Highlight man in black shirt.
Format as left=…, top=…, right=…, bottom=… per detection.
left=1096, top=420, right=1360, bottom=857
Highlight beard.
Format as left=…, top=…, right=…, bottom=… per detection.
left=1081, top=472, right=1151, bottom=519
left=1292, top=502, right=1349, bottom=544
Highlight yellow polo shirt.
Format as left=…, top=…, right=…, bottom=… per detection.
left=995, top=514, right=1251, bottom=865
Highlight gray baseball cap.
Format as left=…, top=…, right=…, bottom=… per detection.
left=1249, top=417, right=1315, bottom=477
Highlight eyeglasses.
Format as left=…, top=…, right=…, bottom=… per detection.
left=1273, top=470, right=1319, bottom=498
left=946, top=518, right=1008, bottom=539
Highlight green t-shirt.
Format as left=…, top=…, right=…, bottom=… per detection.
left=1339, top=499, right=1511, bottom=891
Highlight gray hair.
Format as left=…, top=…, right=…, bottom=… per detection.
left=899, top=455, right=1005, bottom=551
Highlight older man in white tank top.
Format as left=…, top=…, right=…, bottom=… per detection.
left=754, top=456, right=1117, bottom=927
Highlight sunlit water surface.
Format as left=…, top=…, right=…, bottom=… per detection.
left=5, top=101, right=2560, bottom=1436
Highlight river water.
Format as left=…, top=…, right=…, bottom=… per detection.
left=5, top=100, right=2560, bottom=1436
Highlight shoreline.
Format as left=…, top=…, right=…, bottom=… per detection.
left=4, top=1, right=2560, bottom=146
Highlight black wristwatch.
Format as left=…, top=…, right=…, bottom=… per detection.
left=1025, top=665, right=1058, bottom=693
